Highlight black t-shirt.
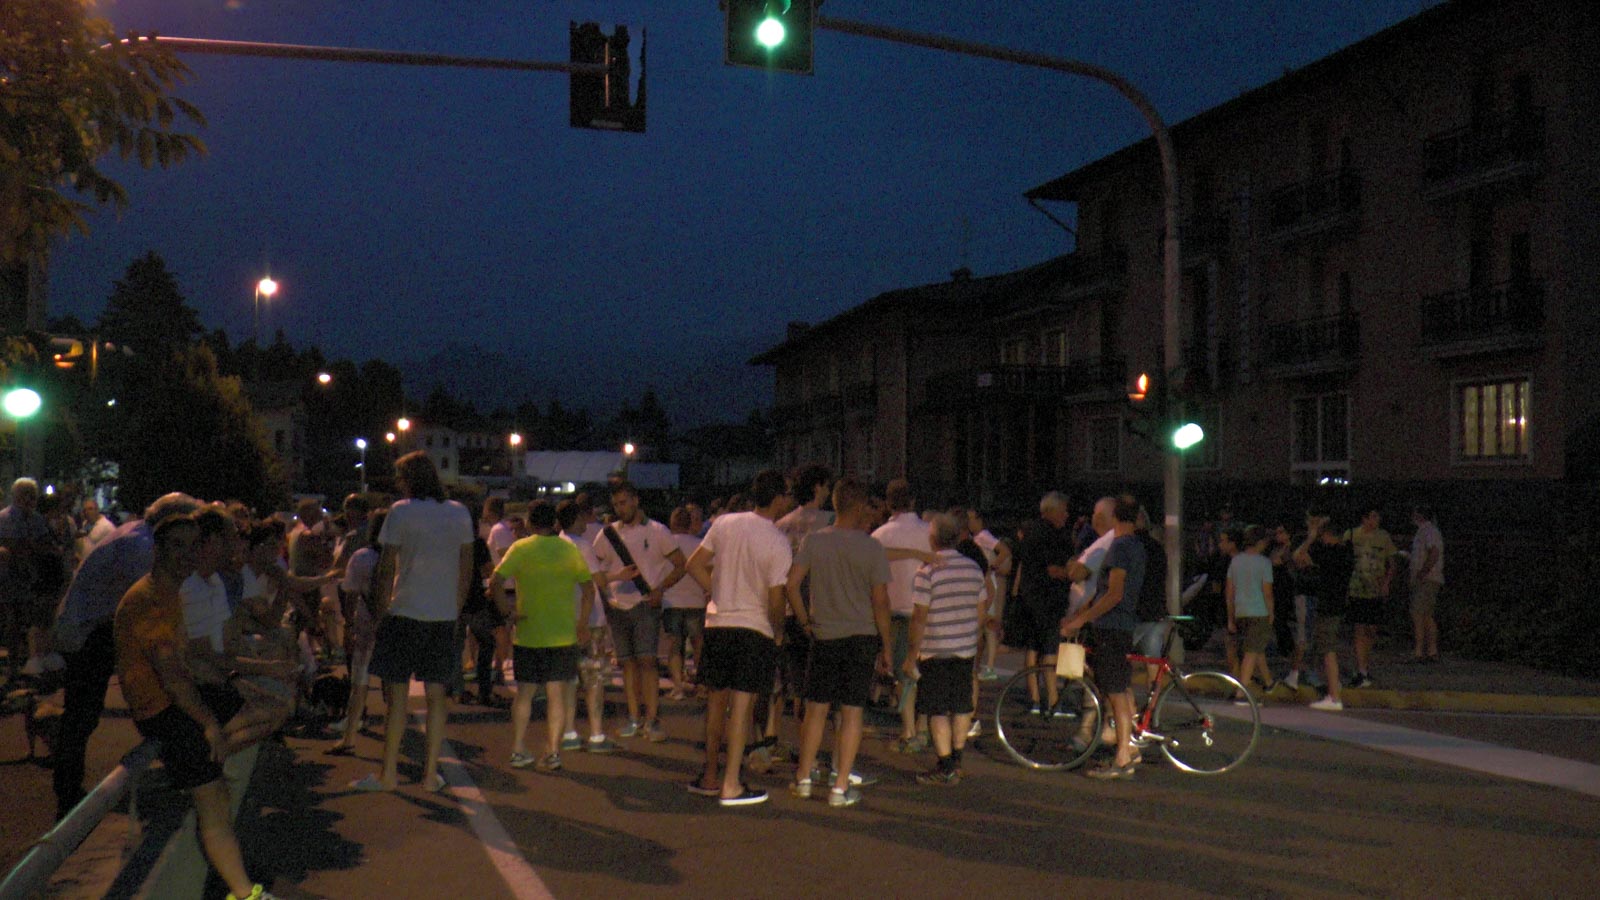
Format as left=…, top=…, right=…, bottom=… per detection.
left=1016, top=519, right=1071, bottom=612
left=956, top=537, right=990, bottom=575
left=1134, top=532, right=1168, bottom=623
left=460, top=538, right=492, bottom=615
left=1306, top=540, right=1355, bottom=616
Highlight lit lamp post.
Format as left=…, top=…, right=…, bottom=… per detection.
left=253, top=276, right=278, bottom=347
left=622, top=440, right=636, bottom=476
left=508, top=431, right=523, bottom=481
left=354, top=437, right=368, bottom=493
left=3, top=387, right=43, bottom=476
left=317, top=371, right=332, bottom=386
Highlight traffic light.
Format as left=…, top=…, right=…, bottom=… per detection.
left=725, top=0, right=815, bottom=74
left=2, top=387, right=42, bottom=419
left=1125, top=371, right=1205, bottom=451
left=569, top=22, right=646, bottom=133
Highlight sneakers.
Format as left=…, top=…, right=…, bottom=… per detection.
left=510, top=751, right=538, bottom=769
left=827, top=786, right=862, bottom=808
left=226, top=884, right=277, bottom=900
left=1310, top=696, right=1345, bottom=711
left=1349, top=673, right=1374, bottom=689
left=560, top=732, right=584, bottom=751
left=534, top=753, right=562, bottom=772
left=618, top=720, right=642, bottom=738
left=645, top=720, right=668, bottom=743
left=829, top=768, right=880, bottom=787
left=977, top=666, right=1000, bottom=682
left=966, top=719, right=983, bottom=739
left=789, top=778, right=813, bottom=799
left=1284, top=670, right=1301, bottom=690
left=915, top=767, right=961, bottom=786
left=585, top=736, right=619, bottom=754
left=719, top=786, right=769, bottom=807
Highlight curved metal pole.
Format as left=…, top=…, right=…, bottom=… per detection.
left=818, top=16, right=1187, bottom=649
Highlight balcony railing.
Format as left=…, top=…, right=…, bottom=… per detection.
left=1420, top=279, right=1544, bottom=345
left=1268, top=168, right=1361, bottom=235
left=1422, top=110, right=1544, bottom=188
left=1262, top=313, right=1360, bottom=369
left=924, top=358, right=1126, bottom=403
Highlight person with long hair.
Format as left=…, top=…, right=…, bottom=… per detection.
left=351, top=452, right=474, bottom=793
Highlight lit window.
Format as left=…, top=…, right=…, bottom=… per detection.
left=1290, top=392, right=1349, bottom=485
left=1458, top=377, right=1530, bottom=461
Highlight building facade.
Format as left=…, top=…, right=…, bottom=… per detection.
left=755, top=0, right=1599, bottom=507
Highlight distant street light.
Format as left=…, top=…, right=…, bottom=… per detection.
left=317, top=371, right=332, bottom=385
left=623, top=441, right=636, bottom=457
left=508, top=432, right=523, bottom=447
left=396, top=417, right=411, bottom=433
left=253, top=276, right=278, bottom=347
left=384, top=431, right=397, bottom=444
left=354, top=437, right=369, bottom=492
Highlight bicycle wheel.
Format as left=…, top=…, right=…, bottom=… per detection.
left=1152, top=670, right=1259, bottom=774
left=993, top=665, right=1102, bottom=771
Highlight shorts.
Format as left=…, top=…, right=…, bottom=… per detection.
left=1239, top=616, right=1272, bottom=654
left=1311, top=614, right=1343, bottom=657
left=196, top=682, right=245, bottom=726
left=369, top=616, right=458, bottom=685
left=1131, top=620, right=1167, bottom=659
left=1347, top=597, right=1384, bottom=627
left=662, top=607, right=705, bottom=644
left=605, top=602, right=660, bottom=661
left=135, top=706, right=222, bottom=790
left=700, top=627, right=777, bottom=696
left=1410, top=581, right=1441, bottom=619
left=914, top=656, right=975, bottom=717
left=513, top=644, right=581, bottom=685
left=1091, top=627, right=1134, bottom=694
left=804, top=635, right=879, bottom=708
left=890, top=616, right=915, bottom=684
left=1017, top=599, right=1067, bottom=656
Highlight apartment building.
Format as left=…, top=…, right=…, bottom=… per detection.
left=755, top=0, right=1599, bottom=506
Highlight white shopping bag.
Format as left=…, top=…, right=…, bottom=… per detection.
left=1055, top=641, right=1085, bottom=679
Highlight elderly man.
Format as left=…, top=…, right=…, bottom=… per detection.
left=51, top=492, right=200, bottom=819
left=904, top=512, right=987, bottom=786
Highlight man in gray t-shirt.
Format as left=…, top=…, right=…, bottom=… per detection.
left=783, top=478, right=892, bottom=808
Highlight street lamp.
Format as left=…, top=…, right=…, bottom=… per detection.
left=253, top=276, right=278, bottom=347
left=316, top=371, right=332, bottom=386
left=354, top=437, right=368, bottom=493
left=384, top=431, right=397, bottom=444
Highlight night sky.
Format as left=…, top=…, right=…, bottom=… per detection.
left=48, top=0, right=1441, bottom=427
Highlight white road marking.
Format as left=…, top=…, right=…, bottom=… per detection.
left=1228, top=705, right=1600, bottom=798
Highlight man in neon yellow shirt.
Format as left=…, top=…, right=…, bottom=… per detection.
left=491, top=501, right=596, bottom=773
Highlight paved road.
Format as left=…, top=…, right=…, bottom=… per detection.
left=9, top=658, right=1600, bottom=899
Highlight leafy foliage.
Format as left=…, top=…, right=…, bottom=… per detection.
left=96, top=251, right=203, bottom=362
left=0, top=0, right=206, bottom=262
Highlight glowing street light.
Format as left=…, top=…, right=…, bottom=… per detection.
left=253, top=276, right=279, bottom=347
left=384, top=431, right=397, bottom=444
left=622, top=441, right=636, bottom=457
left=354, top=437, right=369, bottom=493
left=508, top=432, right=523, bottom=447
left=396, top=417, right=411, bottom=433
left=316, top=371, right=332, bottom=386
left=2, top=387, right=42, bottom=419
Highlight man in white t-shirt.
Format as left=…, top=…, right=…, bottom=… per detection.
left=663, top=505, right=709, bottom=701
left=78, top=498, right=116, bottom=560
left=591, top=482, right=688, bottom=743
left=1409, top=506, right=1444, bottom=663
left=355, top=453, right=474, bottom=794
left=684, top=470, right=794, bottom=807
left=872, top=479, right=934, bottom=753
left=1065, top=497, right=1118, bottom=621
left=558, top=498, right=617, bottom=754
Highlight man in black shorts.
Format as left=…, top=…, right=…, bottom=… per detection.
left=684, top=470, right=794, bottom=807
left=1060, top=495, right=1147, bottom=780
left=905, top=513, right=987, bottom=785
left=115, top=515, right=276, bottom=900
left=784, top=477, right=891, bottom=808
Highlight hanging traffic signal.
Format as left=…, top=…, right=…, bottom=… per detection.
left=1125, top=370, right=1205, bottom=451
left=1172, top=420, right=1205, bottom=450
left=569, top=22, right=646, bottom=133
left=1127, top=371, right=1150, bottom=404
left=725, top=0, right=815, bottom=74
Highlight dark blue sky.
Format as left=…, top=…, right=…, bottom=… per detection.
left=51, top=0, right=1439, bottom=426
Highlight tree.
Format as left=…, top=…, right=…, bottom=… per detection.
left=0, top=0, right=206, bottom=263
left=96, top=251, right=203, bottom=363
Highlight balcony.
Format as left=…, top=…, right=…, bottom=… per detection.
left=1267, top=169, right=1361, bottom=242
left=1419, top=279, right=1545, bottom=358
left=1422, top=111, right=1544, bottom=199
left=923, top=358, right=1126, bottom=407
left=1058, top=247, right=1129, bottom=301
left=1260, top=313, right=1360, bottom=376
left=1180, top=213, right=1231, bottom=266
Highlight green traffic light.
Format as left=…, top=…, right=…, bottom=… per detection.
left=756, top=17, right=785, bottom=48
left=3, top=387, right=42, bottom=419
left=1172, top=422, right=1204, bottom=450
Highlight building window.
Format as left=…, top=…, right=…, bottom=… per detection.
left=441, top=455, right=451, bottom=470
left=1044, top=329, right=1069, bottom=366
left=1457, top=377, right=1530, bottom=461
left=1001, top=337, right=1031, bottom=366
left=1291, top=392, right=1349, bottom=485
left=1086, top=416, right=1121, bottom=472
left=1183, top=403, right=1220, bottom=471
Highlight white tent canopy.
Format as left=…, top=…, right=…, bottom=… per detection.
left=522, top=451, right=679, bottom=490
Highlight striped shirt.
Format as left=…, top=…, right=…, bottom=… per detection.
left=912, top=549, right=986, bottom=660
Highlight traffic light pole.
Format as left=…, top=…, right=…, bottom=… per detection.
left=816, top=16, right=1187, bottom=656
left=128, top=36, right=607, bottom=77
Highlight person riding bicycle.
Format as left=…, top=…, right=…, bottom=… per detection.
left=1059, top=495, right=1146, bottom=780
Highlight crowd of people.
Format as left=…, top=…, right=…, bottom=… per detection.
left=0, top=460, right=1444, bottom=897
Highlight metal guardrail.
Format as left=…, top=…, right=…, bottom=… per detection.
left=0, top=740, right=161, bottom=900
